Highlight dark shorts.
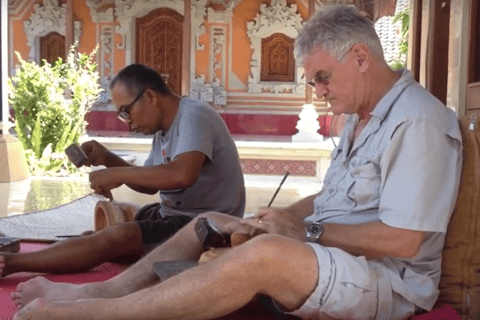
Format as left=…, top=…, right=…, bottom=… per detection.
left=134, top=203, right=193, bottom=244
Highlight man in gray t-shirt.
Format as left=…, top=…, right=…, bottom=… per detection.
left=0, top=64, right=245, bottom=278
left=144, top=96, right=244, bottom=219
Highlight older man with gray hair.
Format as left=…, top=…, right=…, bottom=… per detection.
left=12, top=5, right=462, bottom=320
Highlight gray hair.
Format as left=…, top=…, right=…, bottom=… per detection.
left=294, top=5, right=384, bottom=64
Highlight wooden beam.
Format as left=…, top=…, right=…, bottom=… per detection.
left=65, top=0, right=73, bottom=55
left=374, top=0, right=398, bottom=21
left=305, top=0, right=316, bottom=104
left=0, top=0, right=6, bottom=131
left=407, top=0, right=422, bottom=82
left=425, top=0, right=450, bottom=105
left=468, top=0, right=478, bottom=84
left=182, top=0, right=192, bottom=97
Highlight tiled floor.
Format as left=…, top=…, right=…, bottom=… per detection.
left=0, top=174, right=323, bottom=219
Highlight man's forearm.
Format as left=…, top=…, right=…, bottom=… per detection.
left=284, top=194, right=317, bottom=220
left=104, top=152, right=133, bottom=168
left=318, top=221, right=424, bottom=259
left=112, top=164, right=193, bottom=195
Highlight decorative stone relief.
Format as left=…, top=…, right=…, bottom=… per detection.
left=86, top=0, right=115, bottom=23
left=209, top=0, right=242, bottom=10
left=99, top=26, right=114, bottom=103
left=207, top=6, right=233, bottom=23
left=211, top=27, right=226, bottom=83
left=8, top=0, right=31, bottom=15
left=24, top=0, right=81, bottom=62
left=190, top=75, right=227, bottom=106
left=246, top=0, right=305, bottom=94
left=192, top=0, right=207, bottom=51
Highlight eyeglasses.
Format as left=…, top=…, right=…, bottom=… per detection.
left=117, top=89, right=147, bottom=122
left=307, top=71, right=331, bottom=88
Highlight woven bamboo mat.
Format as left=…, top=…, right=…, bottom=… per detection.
left=0, top=193, right=106, bottom=242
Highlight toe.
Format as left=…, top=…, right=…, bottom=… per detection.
left=11, top=291, right=21, bottom=300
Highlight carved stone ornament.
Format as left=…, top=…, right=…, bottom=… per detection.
left=246, top=0, right=305, bottom=94
left=99, top=26, right=114, bottom=103
left=24, top=0, right=81, bottom=62
left=190, top=75, right=227, bottom=106
left=192, top=0, right=207, bottom=51
left=86, top=0, right=115, bottom=23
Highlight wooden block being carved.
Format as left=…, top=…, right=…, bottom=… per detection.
left=0, top=237, right=21, bottom=253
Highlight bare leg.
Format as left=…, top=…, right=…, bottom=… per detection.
left=2, top=222, right=143, bottom=277
left=13, top=234, right=319, bottom=320
left=12, top=212, right=239, bottom=308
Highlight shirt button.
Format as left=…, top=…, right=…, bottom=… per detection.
left=329, top=189, right=334, bottom=194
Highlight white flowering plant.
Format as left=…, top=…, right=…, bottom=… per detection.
left=8, top=44, right=102, bottom=176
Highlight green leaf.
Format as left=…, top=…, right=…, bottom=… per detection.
left=55, top=120, right=73, bottom=152
left=32, top=114, right=43, bottom=158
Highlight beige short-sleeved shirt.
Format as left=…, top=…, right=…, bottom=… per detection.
left=305, top=69, right=462, bottom=310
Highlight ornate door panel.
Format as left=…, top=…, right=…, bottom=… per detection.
left=40, top=32, right=65, bottom=65
left=260, top=33, right=295, bottom=82
left=136, top=8, right=183, bottom=95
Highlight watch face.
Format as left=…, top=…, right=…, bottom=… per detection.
left=307, top=223, right=322, bottom=235
left=306, top=223, right=323, bottom=240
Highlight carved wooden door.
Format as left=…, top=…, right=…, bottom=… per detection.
left=136, top=8, right=183, bottom=95
left=40, top=32, right=65, bottom=65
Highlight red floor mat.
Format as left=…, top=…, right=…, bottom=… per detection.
left=0, top=242, right=128, bottom=320
left=0, top=243, right=462, bottom=320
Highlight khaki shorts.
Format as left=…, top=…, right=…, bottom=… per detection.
left=287, top=244, right=417, bottom=320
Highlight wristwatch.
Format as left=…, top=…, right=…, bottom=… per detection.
left=306, top=222, right=324, bottom=243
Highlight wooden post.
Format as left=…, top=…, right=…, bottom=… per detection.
left=0, top=0, right=6, bottom=132
left=425, top=0, right=451, bottom=105
left=65, top=0, right=74, bottom=55
left=305, top=0, right=316, bottom=104
left=407, top=0, right=422, bottom=82
left=182, top=0, right=192, bottom=97
left=0, top=0, right=29, bottom=182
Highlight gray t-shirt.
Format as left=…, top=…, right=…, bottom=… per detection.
left=306, top=69, right=462, bottom=310
left=144, top=97, right=245, bottom=218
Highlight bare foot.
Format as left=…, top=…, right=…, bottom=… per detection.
left=13, top=298, right=53, bottom=320
left=11, top=277, right=89, bottom=310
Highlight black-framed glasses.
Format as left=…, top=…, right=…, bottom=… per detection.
left=307, top=72, right=331, bottom=88
left=117, top=89, right=147, bottom=122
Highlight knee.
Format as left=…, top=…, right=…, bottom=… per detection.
left=98, top=222, right=142, bottom=247
left=234, top=234, right=290, bottom=269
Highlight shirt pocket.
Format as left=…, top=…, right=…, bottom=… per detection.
left=346, top=161, right=381, bottom=207
left=324, top=147, right=342, bottom=185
